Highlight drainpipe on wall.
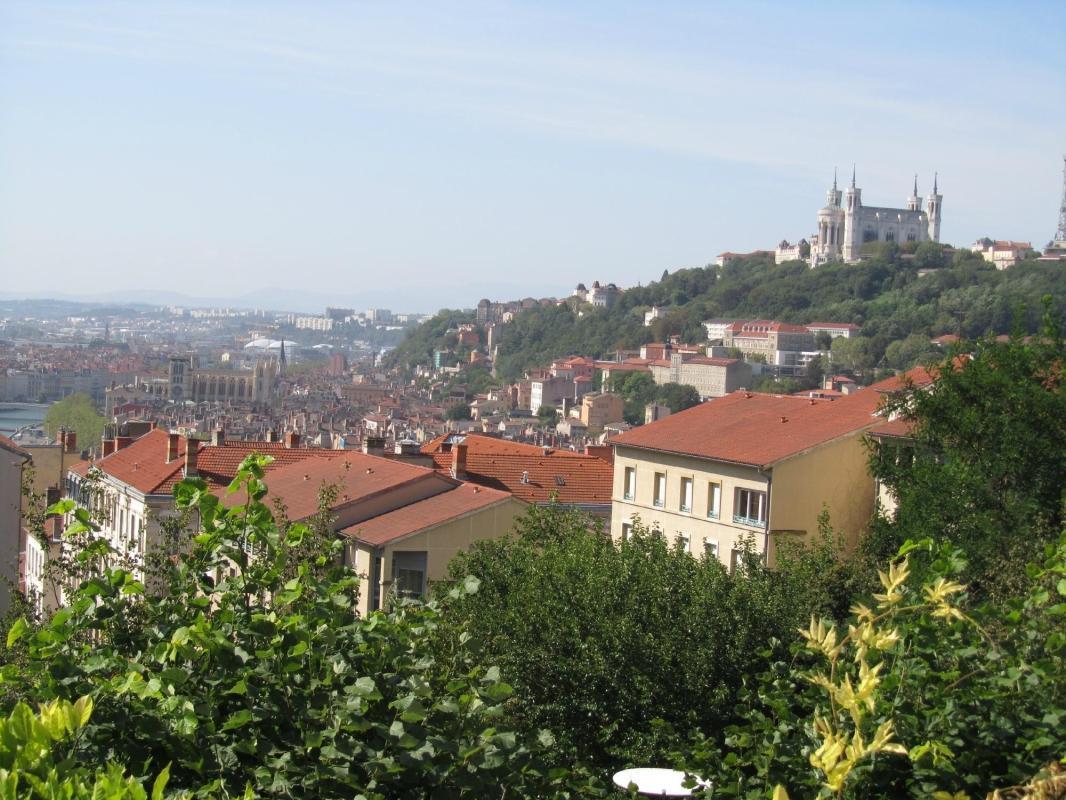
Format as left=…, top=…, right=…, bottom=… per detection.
left=758, top=467, right=772, bottom=566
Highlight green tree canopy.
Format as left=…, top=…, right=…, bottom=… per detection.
left=43, top=394, right=105, bottom=451
left=655, top=382, right=701, bottom=413
left=444, top=507, right=853, bottom=767
left=867, top=315, right=1065, bottom=600
left=444, top=401, right=471, bottom=420
left=535, top=403, right=558, bottom=425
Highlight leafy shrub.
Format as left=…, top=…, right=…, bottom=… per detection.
left=2, top=456, right=605, bottom=798
left=0, top=695, right=176, bottom=799
left=443, top=506, right=854, bottom=768
left=684, top=536, right=1066, bottom=798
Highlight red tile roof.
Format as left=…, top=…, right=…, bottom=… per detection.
left=0, top=434, right=32, bottom=460
left=867, top=417, right=915, bottom=439
left=341, top=483, right=516, bottom=546
left=610, top=368, right=932, bottom=468
left=218, top=451, right=443, bottom=522
left=421, top=433, right=613, bottom=505
left=75, top=429, right=347, bottom=495
left=71, top=429, right=185, bottom=494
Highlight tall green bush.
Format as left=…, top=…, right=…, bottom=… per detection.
left=1, top=456, right=604, bottom=798
left=443, top=507, right=855, bottom=768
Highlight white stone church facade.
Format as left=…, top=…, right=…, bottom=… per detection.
left=784, top=170, right=943, bottom=267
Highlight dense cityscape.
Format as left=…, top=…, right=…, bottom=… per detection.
left=1, top=2, right=1065, bottom=798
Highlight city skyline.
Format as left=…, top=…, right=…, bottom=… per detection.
left=1, top=1, right=1064, bottom=311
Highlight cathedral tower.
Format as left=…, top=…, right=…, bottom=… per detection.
left=926, top=173, right=943, bottom=242
left=907, top=175, right=921, bottom=212
left=842, top=166, right=862, bottom=261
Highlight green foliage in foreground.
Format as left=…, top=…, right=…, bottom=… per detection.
left=43, top=393, right=105, bottom=452
left=443, top=508, right=859, bottom=768
left=867, top=314, right=1066, bottom=601
left=684, top=536, right=1066, bottom=799
left=1, top=457, right=605, bottom=799
left=0, top=696, right=178, bottom=799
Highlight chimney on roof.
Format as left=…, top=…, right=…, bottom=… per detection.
left=211, top=428, right=225, bottom=447
left=63, top=430, right=77, bottom=454
left=363, top=436, right=386, bottom=456
left=55, top=429, right=66, bottom=447
left=101, top=437, right=116, bottom=457
left=167, top=432, right=180, bottom=463
left=284, top=431, right=300, bottom=449
left=115, top=435, right=133, bottom=451
left=451, top=441, right=468, bottom=480
left=184, top=435, right=198, bottom=477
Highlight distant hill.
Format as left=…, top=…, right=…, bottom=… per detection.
left=392, top=245, right=1066, bottom=382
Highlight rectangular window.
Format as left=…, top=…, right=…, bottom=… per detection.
left=704, top=538, right=719, bottom=560
left=392, top=551, right=428, bottom=601
left=707, top=482, right=721, bottom=519
left=730, top=548, right=743, bottom=575
left=733, top=488, right=767, bottom=527
left=653, top=473, right=666, bottom=508
left=623, top=467, right=636, bottom=501
left=680, top=477, right=693, bottom=513
left=677, top=532, right=690, bottom=552
left=371, top=556, right=383, bottom=611
left=621, top=522, right=633, bottom=541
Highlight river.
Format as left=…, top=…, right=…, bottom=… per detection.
left=0, top=402, right=51, bottom=437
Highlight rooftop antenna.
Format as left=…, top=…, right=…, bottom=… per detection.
left=1055, top=155, right=1066, bottom=243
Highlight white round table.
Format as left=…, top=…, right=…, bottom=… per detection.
left=612, top=768, right=711, bottom=797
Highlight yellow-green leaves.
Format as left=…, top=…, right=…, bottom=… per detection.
left=799, top=553, right=975, bottom=796
left=924, top=577, right=967, bottom=621
left=799, top=616, right=840, bottom=659
left=873, top=557, right=910, bottom=607
left=5, top=618, right=28, bottom=649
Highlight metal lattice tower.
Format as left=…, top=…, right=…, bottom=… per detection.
left=1057, top=155, right=1066, bottom=243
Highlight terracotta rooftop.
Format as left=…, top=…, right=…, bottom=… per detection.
left=867, top=417, right=915, bottom=439
left=0, top=434, right=32, bottom=460
left=421, top=433, right=613, bottom=506
left=610, top=368, right=932, bottom=469
left=70, top=429, right=185, bottom=494
left=71, top=429, right=347, bottom=495
left=218, top=450, right=444, bottom=522
left=341, top=483, right=515, bottom=546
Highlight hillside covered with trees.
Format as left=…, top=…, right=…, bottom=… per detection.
left=390, top=245, right=1066, bottom=383
left=495, top=247, right=1064, bottom=380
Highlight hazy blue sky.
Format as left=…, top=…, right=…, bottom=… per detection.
left=1, top=1, right=1064, bottom=311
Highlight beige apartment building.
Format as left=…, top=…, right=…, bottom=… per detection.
left=579, top=392, right=625, bottom=431
left=722, top=321, right=816, bottom=360
left=647, top=354, right=751, bottom=399
left=609, top=370, right=929, bottom=567
left=210, top=439, right=527, bottom=617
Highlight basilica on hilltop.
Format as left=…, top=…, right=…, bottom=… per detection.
left=779, top=169, right=943, bottom=267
